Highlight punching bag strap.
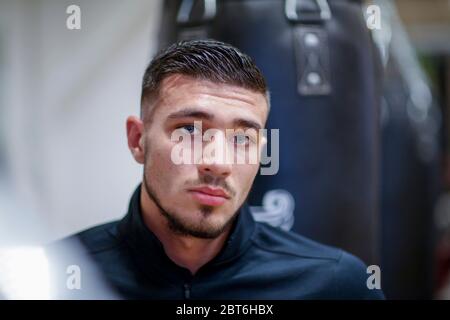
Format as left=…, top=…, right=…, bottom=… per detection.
left=285, top=0, right=331, bottom=23
left=176, top=0, right=217, bottom=40
left=286, top=0, right=332, bottom=96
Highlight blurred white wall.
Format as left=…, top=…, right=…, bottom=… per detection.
left=0, top=0, right=162, bottom=242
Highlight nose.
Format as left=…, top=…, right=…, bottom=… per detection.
left=198, top=159, right=232, bottom=178
left=198, top=134, right=232, bottom=178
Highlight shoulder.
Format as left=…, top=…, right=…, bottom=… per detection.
left=48, top=219, right=124, bottom=256
left=332, top=250, right=384, bottom=299
left=44, top=220, right=125, bottom=299
left=252, top=222, right=385, bottom=299
left=252, top=222, right=342, bottom=261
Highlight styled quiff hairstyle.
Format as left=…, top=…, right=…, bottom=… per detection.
left=140, top=39, right=270, bottom=121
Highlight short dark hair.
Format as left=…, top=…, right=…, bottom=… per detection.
left=140, top=39, right=269, bottom=121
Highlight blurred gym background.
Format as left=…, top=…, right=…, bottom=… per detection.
left=0, top=0, right=449, bottom=299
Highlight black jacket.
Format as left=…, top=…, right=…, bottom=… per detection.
left=48, top=185, right=384, bottom=299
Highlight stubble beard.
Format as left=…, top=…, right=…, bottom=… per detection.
left=142, top=173, right=238, bottom=239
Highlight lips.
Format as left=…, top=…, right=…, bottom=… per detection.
left=188, top=186, right=230, bottom=206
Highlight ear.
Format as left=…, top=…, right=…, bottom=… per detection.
left=126, top=116, right=145, bottom=164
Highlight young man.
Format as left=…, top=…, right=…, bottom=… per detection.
left=50, top=39, right=384, bottom=299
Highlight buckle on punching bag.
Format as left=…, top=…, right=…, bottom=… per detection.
left=286, top=0, right=332, bottom=95
left=176, top=0, right=217, bottom=25
left=176, top=0, right=217, bottom=41
left=285, top=0, right=331, bottom=23
left=294, top=27, right=331, bottom=95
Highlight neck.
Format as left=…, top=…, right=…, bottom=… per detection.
left=140, top=186, right=232, bottom=275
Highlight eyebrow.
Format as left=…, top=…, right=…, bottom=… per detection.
left=232, top=118, right=262, bottom=131
left=166, top=108, right=263, bottom=130
left=167, top=108, right=214, bottom=121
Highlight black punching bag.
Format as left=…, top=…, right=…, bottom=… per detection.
left=375, top=0, right=441, bottom=299
left=380, top=57, right=439, bottom=299
left=157, top=0, right=382, bottom=264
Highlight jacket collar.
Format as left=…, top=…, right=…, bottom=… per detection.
left=117, top=184, right=256, bottom=283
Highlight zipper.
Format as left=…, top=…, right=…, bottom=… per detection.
left=184, top=283, right=191, bottom=299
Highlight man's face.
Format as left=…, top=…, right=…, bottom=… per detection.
left=130, top=74, right=268, bottom=239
